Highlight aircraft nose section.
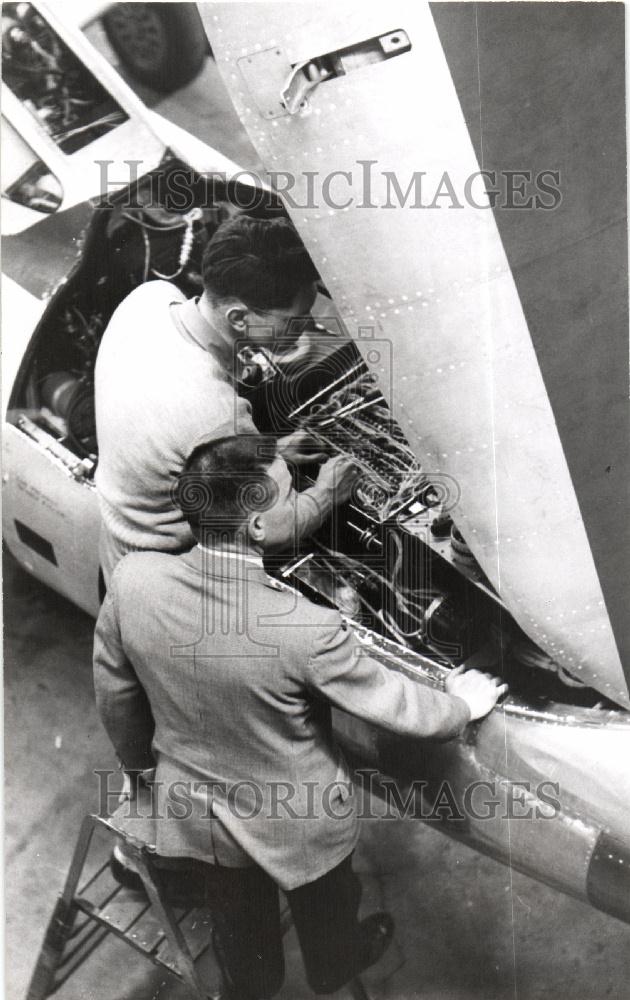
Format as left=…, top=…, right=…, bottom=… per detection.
left=586, top=831, right=630, bottom=925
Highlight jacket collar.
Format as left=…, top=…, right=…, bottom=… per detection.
left=198, top=543, right=263, bottom=569
left=178, top=544, right=273, bottom=588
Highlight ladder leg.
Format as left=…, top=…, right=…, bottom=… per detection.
left=348, top=977, right=372, bottom=1000
left=26, top=816, right=98, bottom=1000
left=129, top=846, right=210, bottom=1000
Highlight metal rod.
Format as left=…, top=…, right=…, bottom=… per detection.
left=316, top=395, right=384, bottom=428
left=281, top=552, right=314, bottom=577
left=288, top=362, right=365, bottom=417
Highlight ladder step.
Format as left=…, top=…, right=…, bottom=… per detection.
left=66, top=914, right=94, bottom=940
left=57, top=920, right=107, bottom=969
left=28, top=816, right=231, bottom=1000
left=155, top=906, right=215, bottom=970
left=76, top=863, right=122, bottom=913
left=98, top=888, right=151, bottom=933
left=177, top=907, right=215, bottom=961
left=125, top=905, right=168, bottom=954
left=74, top=843, right=113, bottom=895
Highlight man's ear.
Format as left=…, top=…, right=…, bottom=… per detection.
left=225, top=304, right=249, bottom=333
left=248, top=512, right=265, bottom=546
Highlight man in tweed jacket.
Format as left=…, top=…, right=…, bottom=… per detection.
left=93, top=435, right=505, bottom=998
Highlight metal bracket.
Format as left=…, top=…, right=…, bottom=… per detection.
left=237, top=30, right=411, bottom=120
left=281, top=59, right=336, bottom=115
left=282, top=29, right=411, bottom=115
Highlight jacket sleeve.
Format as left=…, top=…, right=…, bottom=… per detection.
left=93, top=578, right=155, bottom=771
left=305, top=616, right=471, bottom=739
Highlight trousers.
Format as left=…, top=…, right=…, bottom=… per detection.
left=155, top=851, right=363, bottom=997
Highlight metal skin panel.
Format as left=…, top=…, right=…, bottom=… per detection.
left=327, top=631, right=630, bottom=921
left=202, top=1, right=628, bottom=708
left=2, top=200, right=95, bottom=302
left=2, top=424, right=101, bottom=617
left=1, top=276, right=46, bottom=404
left=587, top=832, right=630, bottom=925
left=333, top=701, right=630, bottom=922
left=430, top=3, right=629, bottom=675
left=490, top=714, right=630, bottom=843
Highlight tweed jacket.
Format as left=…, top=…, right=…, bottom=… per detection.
left=93, top=546, right=471, bottom=890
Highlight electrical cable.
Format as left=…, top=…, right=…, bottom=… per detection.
left=121, top=211, right=187, bottom=232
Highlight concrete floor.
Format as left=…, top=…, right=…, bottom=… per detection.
left=5, top=29, right=630, bottom=1000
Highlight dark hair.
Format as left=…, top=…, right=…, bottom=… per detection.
left=201, top=215, right=319, bottom=311
left=175, top=434, right=278, bottom=542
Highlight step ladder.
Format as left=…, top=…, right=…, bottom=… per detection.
left=26, top=812, right=372, bottom=1000
left=26, top=812, right=223, bottom=1000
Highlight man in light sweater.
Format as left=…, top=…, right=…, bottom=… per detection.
left=94, top=434, right=507, bottom=998
left=94, top=215, right=356, bottom=586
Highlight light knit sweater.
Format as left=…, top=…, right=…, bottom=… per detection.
left=94, top=280, right=256, bottom=583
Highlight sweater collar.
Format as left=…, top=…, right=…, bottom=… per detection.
left=172, top=296, right=235, bottom=371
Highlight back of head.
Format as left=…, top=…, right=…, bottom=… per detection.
left=176, top=435, right=278, bottom=543
left=201, top=215, right=319, bottom=310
